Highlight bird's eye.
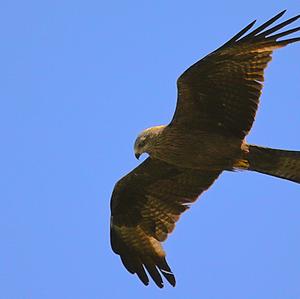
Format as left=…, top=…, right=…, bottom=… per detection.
left=139, top=139, right=146, bottom=147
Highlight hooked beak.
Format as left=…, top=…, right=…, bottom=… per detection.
left=135, top=152, right=141, bottom=160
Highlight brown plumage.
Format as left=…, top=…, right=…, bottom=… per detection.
left=110, top=11, right=300, bottom=288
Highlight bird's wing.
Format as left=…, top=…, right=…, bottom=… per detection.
left=110, top=157, right=222, bottom=287
left=171, top=11, right=300, bottom=139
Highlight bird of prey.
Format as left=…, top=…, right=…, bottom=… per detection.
left=110, top=10, right=300, bottom=288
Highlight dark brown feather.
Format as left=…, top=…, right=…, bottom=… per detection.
left=172, top=11, right=300, bottom=139
left=247, top=145, right=300, bottom=183
left=110, top=158, right=221, bottom=287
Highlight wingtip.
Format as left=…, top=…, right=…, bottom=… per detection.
left=239, top=9, right=300, bottom=41
left=279, top=9, right=287, bottom=16
left=249, top=19, right=257, bottom=27
left=151, top=276, right=164, bottom=288
left=161, top=269, right=176, bottom=287
left=270, top=9, right=286, bottom=22
left=273, top=10, right=300, bottom=26
left=170, top=276, right=176, bottom=287
left=137, top=271, right=150, bottom=286
left=157, top=257, right=176, bottom=287
left=275, top=10, right=287, bottom=19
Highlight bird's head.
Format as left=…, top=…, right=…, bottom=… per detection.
left=134, top=125, right=165, bottom=159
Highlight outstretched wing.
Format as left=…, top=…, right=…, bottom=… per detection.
left=110, top=158, right=221, bottom=287
left=171, top=10, right=300, bottom=139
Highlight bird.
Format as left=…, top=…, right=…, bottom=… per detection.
left=110, top=10, right=300, bottom=288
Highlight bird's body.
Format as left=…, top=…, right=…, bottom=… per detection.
left=137, top=125, right=244, bottom=170
left=110, top=11, right=300, bottom=288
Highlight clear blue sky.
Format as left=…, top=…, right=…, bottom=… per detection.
left=1, top=1, right=299, bottom=298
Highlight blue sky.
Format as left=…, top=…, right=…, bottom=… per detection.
left=1, top=1, right=300, bottom=298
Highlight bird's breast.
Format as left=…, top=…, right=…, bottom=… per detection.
left=152, top=129, right=243, bottom=170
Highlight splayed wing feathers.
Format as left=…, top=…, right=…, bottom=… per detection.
left=172, top=11, right=300, bottom=139
left=111, top=158, right=221, bottom=287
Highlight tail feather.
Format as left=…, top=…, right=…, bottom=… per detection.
left=246, top=145, right=300, bottom=183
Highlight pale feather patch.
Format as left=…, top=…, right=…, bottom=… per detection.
left=233, top=159, right=250, bottom=170
left=114, top=224, right=166, bottom=257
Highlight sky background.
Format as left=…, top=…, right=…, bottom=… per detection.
left=1, top=1, right=300, bottom=298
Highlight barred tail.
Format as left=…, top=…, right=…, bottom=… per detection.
left=246, top=145, right=300, bottom=183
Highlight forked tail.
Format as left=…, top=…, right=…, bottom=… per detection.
left=246, top=145, right=300, bottom=183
